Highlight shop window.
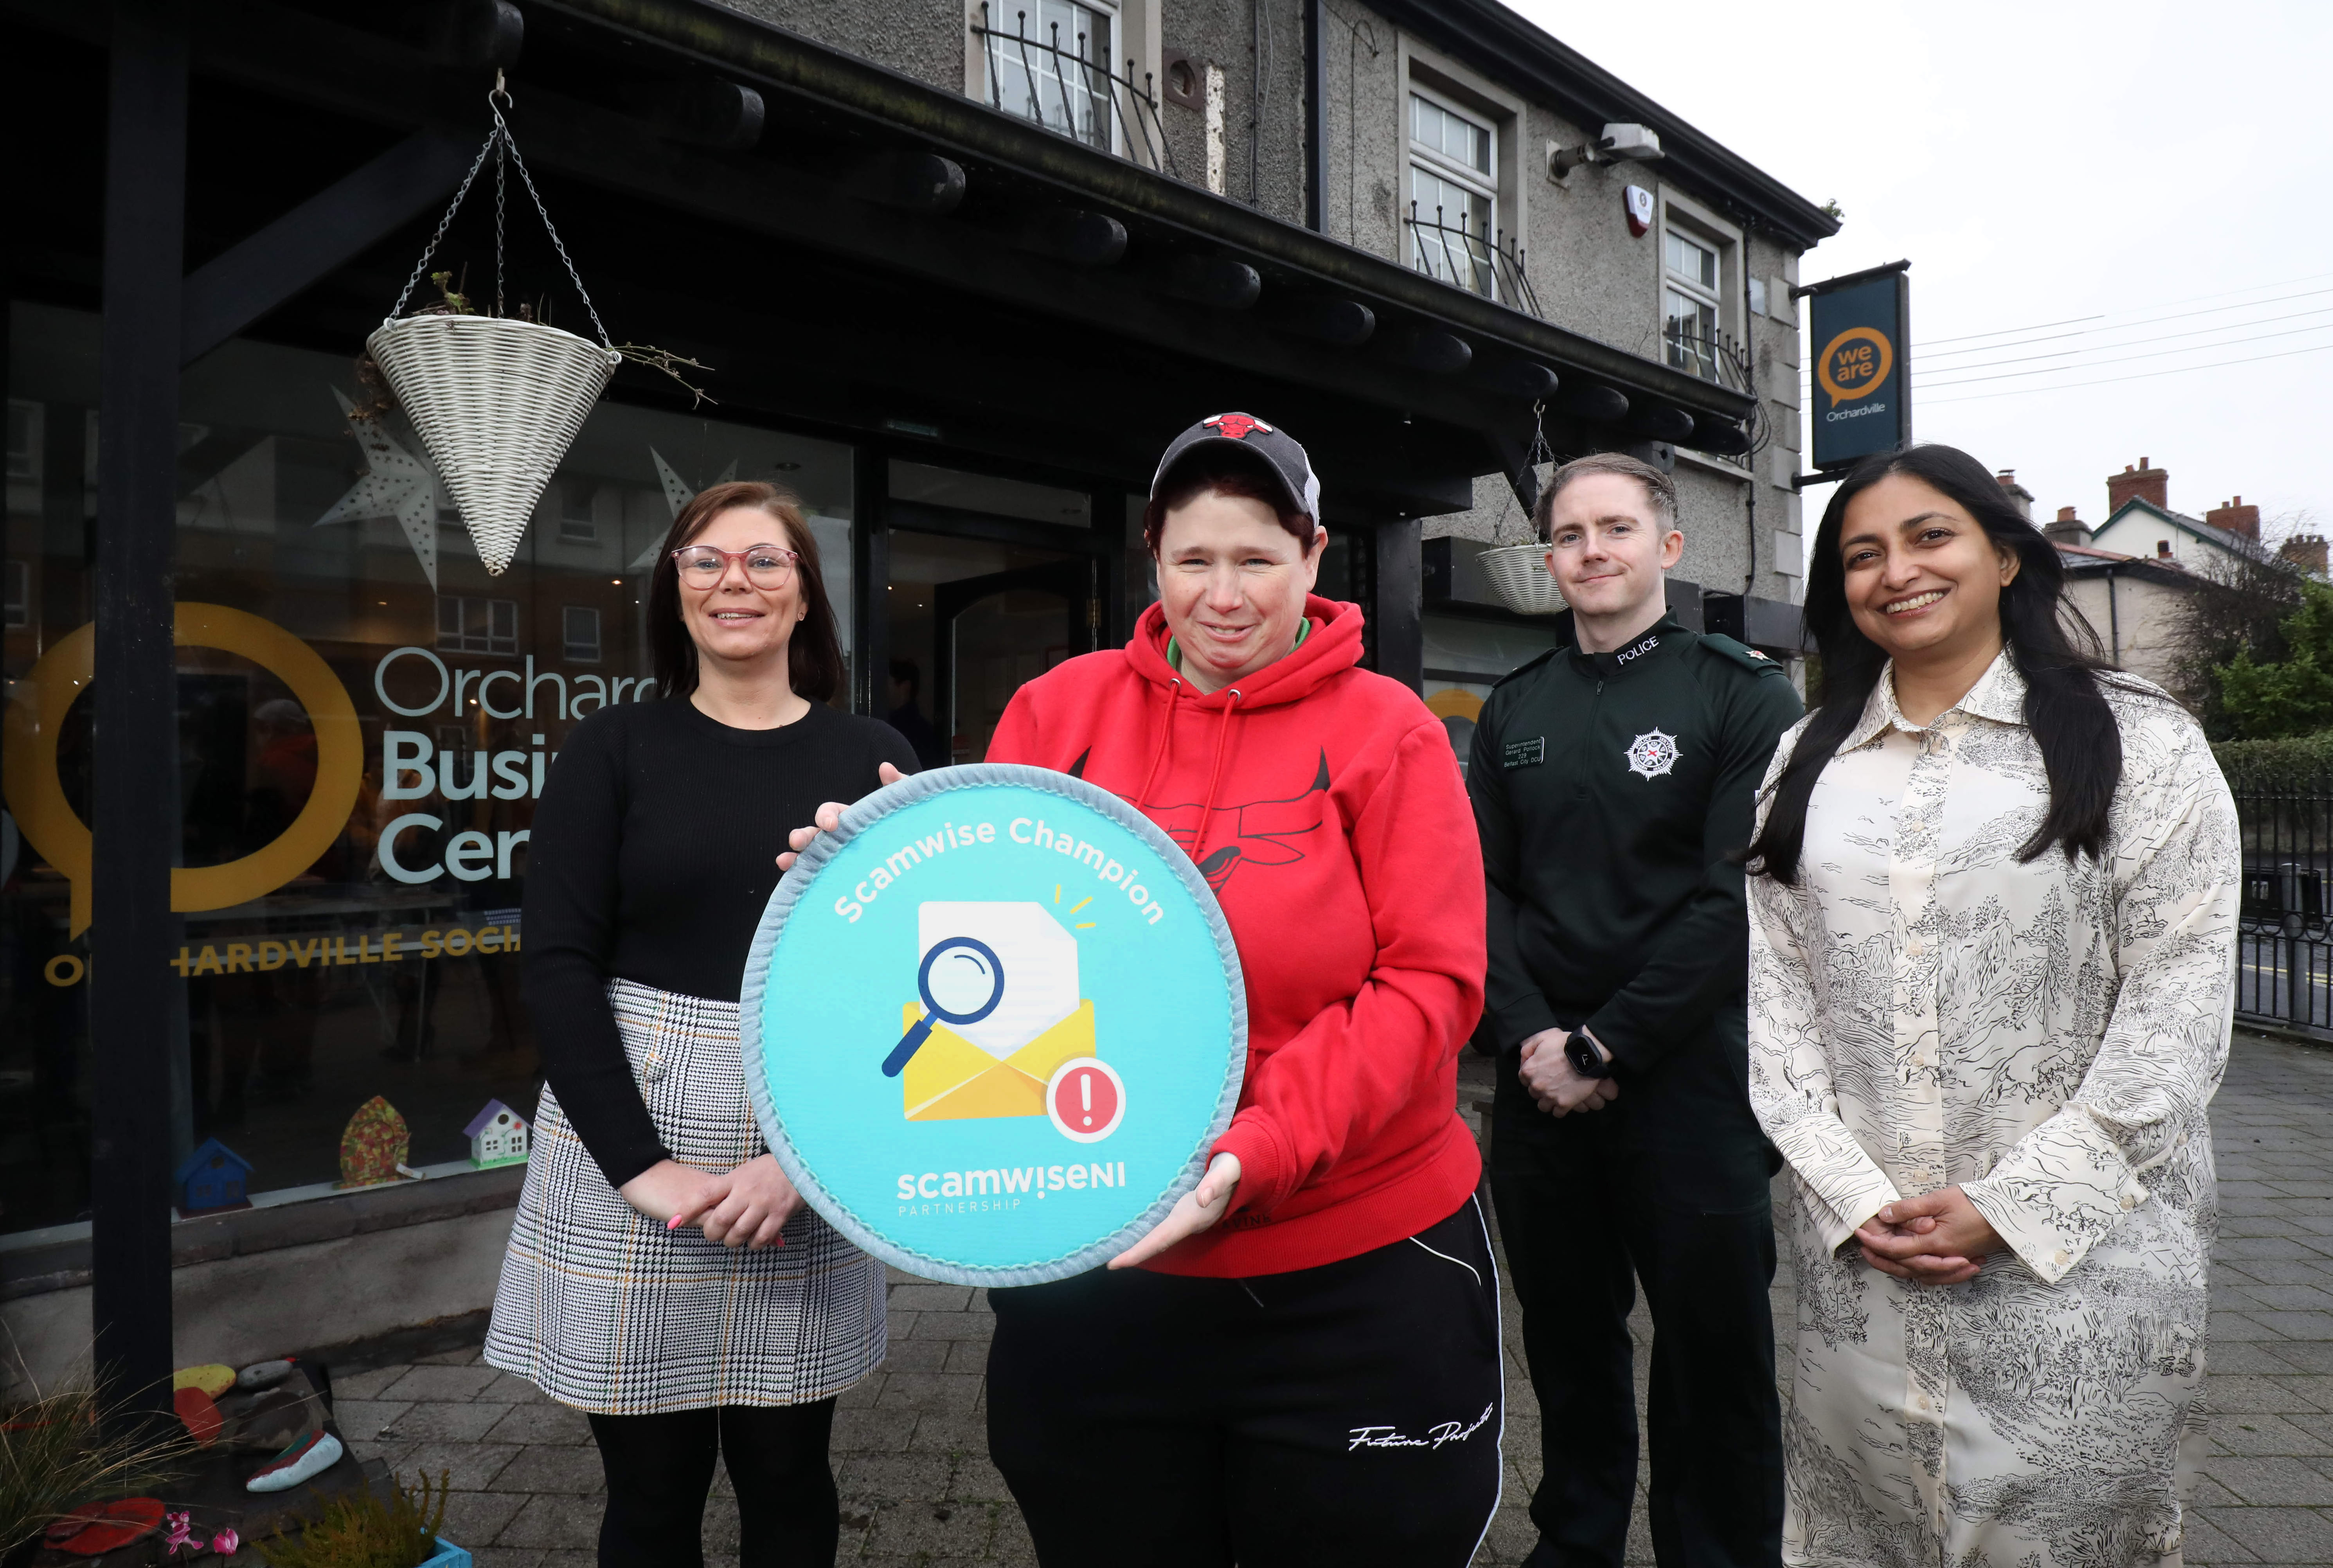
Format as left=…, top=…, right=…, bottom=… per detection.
left=1422, top=612, right=1563, bottom=771
left=1407, top=89, right=1498, bottom=300
left=0, top=299, right=857, bottom=1234
left=558, top=481, right=599, bottom=544
left=438, top=594, right=520, bottom=655
left=563, top=604, right=603, bottom=662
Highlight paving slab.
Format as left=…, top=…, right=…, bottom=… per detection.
left=334, top=1029, right=2333, bottom=1564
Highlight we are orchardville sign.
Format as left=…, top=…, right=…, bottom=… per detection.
left=1806, top=261, right=1911, bottom=471
left=740, top=766, right=1247, bottom=1286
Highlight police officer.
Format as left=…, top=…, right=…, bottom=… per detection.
left=1468, top=453, right=1800, bottom=1568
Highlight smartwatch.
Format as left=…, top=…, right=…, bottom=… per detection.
left=1565, top=1030, right=1612, bottom=1080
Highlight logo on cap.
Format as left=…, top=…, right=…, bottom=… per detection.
left=1203, top=413, right=1273, bottom=441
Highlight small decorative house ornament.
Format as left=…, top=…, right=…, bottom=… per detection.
left=336, top=1095, right=411, bottom=1189
left=175, top=1138, right=253, bottom=1214
left=465, top=1099, right=531, bottom=1169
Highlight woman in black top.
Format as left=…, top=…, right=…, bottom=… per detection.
left=485, top=482, right=914, bottom=1567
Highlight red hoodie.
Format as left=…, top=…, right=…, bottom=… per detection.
left=986, top=595, right=1486, bottom=1277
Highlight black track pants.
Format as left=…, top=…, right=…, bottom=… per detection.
left=585, top=1399, right=840, bottom=1567
left=985, top=1197, right=1504, bottom=1568
left=1490, top=1080, right=1784, bottom=1568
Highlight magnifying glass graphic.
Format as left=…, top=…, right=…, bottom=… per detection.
left=882, top=937, right=1006, bottom=1077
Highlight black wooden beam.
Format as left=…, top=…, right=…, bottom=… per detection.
left=92, top=0, right=186, bottom=1431
left=1372, top=519, right=1425, bottom=692
left=179, top=130, right=476, bottom=365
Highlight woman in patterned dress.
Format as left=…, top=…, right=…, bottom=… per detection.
left=487, top=483, right=916, bottom=1566
left=1741, top=444, right=2239, bottom=1568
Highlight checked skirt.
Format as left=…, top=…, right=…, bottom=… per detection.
left=485, top=979, right=887, bottom=1413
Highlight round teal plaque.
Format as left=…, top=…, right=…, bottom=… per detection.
left=740, top=765, right=1247, bottom=1286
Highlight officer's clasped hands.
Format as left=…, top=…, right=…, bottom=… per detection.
left=1516, top=1029, right=1620, bottom=1117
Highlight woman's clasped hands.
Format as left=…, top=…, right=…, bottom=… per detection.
left=1853, top=1186, right=2004, bottom=1287
left=619, top=1154, right=804, bottom=1250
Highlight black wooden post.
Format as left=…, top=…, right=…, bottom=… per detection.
left=1372, top=518, right=1424, bottom=692
left=90, top=0, right=189, bottom=1424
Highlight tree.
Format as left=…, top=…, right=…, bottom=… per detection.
left=2171, top=548, right=2304, bottom=739
left=2213, top=578, right=2333, bottom=739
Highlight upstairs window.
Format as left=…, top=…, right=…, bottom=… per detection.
left=1408, top=90, right=1498, bottom=299
left=982, top=0, right=1115, bottom=153
left=1663, top=228, right=1723, bottom=382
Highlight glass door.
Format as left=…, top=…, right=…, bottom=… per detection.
left=884, top=530, right=1097, bottom=766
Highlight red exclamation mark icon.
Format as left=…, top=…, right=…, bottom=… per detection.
left=1046, top=1058, right=1125, bottom=1143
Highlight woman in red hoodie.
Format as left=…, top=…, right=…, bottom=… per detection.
left=790, top=415, right=1496, bottom=1565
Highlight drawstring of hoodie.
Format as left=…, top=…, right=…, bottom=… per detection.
left=1194, top=690, right=1242, bottom=860
left=1133, top=677, right=1184, bottom=810
left=1130, top=678, right=1243, bottom=863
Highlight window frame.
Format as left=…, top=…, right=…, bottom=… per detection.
left=965, top=0, right=1158, bottom=163
left=1395, top=43, right=1528, bottom=313
left=1406, top=85, right=1499, bottom=300
left=557, top=479, right=600, bottom=545
left=562, top=603, right=604, bottom=663
left=1655, top=187, right=1743, bottom=387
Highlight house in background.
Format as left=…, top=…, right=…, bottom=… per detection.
left=1995, top=469, right=2199, bottom=688
left=2086, top=458, right=2271, bottom=574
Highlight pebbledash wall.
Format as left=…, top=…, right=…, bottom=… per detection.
left=727, top=0, right=1825, bottom=753
left=739, top=0, right=1819, bottom=602
left=1, top=0, right=1832, bottom=1390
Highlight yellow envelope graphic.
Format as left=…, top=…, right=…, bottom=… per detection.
left=901, top=1000, right=1096, bottom=1120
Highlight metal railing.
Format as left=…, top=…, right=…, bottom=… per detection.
left=971, top=4, right=1178, bottom=179
left=1403, top=203, right=1542, bottom=318
left=1660, top=325, right=1764, bottom=465
left=2234, top=775, right=2333, bottom=1038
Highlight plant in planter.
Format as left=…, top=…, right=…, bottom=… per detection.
left=363, top=75, right=707, bottom=577
left=0, top=1383, right=195, bottom=1563
left=253, top=1469, right=462, bottom=1568
left=1479, top=412, right=1567, bottom=616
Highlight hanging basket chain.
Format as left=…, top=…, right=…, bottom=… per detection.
left=385, top=80, right=615, bottom=353
left=386, top=128, right=501, bottom=322
left=494, top=108, right=507, bottom=320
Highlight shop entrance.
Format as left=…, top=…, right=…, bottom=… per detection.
left=883, top=531, right=1099, bottom=766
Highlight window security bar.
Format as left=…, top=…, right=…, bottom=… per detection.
left=1403, top=203, right=1543, bottom=319
left=1661, top=326, right=1766, bottom=465
left=972, top=4, right=1178, bottom=180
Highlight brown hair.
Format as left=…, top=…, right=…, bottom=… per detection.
left=1532, top=452, right=1680, bottom=541
left=1141, top=445, right=1317, bottom=555
left=650, top=481, right=846, bottom=703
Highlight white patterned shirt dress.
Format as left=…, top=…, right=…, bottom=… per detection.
left=1747, top=653, right=2239, bottom=1568
left=486, top=980, right=887, bottom=1413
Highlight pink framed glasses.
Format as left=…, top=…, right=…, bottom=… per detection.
left=670, top=543, right=800, bottom=587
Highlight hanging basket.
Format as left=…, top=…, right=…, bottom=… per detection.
left=368, top=315, right=617, bottom=575
left=1479, top=542, right=1567, bottom=616
left=368, top=77, right=622, bottom=576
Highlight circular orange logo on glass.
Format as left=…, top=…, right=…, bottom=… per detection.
left=1817, top=326, right=1893, bottom=407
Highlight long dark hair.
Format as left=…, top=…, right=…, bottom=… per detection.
left=650, top=481, right=846, bottom=703
left=1743, top=444, right=2123, bottom=884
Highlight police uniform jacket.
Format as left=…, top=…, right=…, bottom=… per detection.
left=1468, top=612, right=1801, bottom=1151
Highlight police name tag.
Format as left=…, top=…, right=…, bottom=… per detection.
left=741, top=764, right=1247, bottom=1286
left=1502, top=737, right=1546, bottom=769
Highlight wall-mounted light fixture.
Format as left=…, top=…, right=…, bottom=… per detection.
left=1546, top=122, right=1664, bottom=181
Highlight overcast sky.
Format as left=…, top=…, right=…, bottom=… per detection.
left=1506, top=0, right=2333, bottom=543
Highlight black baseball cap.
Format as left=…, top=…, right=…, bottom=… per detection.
left=1151, top=413, right=1322, bottom=521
